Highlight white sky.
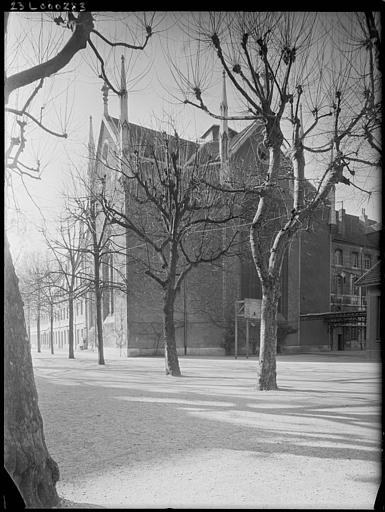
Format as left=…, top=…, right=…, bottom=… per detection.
left=5, top=11, right=381, bottom=265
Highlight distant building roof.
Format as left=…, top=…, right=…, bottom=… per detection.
left=355, top=260, right=381, bottom=287
left=333, top=211, right=380, bottom=248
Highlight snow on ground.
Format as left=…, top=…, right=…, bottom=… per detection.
left=32, top=348, right=381, bottom=509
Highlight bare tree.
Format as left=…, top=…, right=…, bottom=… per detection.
left=40, top=267, right=63, bottom=355
left=42, top=215, right=89, bottom=359
left=171, top=12, right=380, bottom=389
left=64, top=169, right=117, bottom=366
left=5, top=11, right=154, bottom=507
left=100, top=130, right=240, bottom=375
left=18, top=252, right=49, bottom=354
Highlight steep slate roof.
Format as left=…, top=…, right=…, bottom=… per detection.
left=355, top=260, right=381, bottom=287
left=200, top=124, right=238, bottom=142
left=103, top=115, right=198, bottom=161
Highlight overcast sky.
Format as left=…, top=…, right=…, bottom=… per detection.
left=5, top=11, right=381, bottom=264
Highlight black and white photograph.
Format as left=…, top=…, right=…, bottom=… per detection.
left=4, top=8, right=382, bottom=509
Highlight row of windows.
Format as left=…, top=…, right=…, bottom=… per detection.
left=334, top=249, right=372, bottom=270
left=333, top=273, right=362, bottom=296
left=40, top=327, right=87, bottom=346
left=41, top=300, right=85, bottom=324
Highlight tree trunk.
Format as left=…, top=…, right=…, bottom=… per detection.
left=68, top=295, right=75, bottom=359
left=258, top=281, right=280, bottom=390
left=95, top=286, right=105, bottom=365
left=163, top=288, right=181, bottom=376
left=49, top=303, right=54, bottom=355
left=4, top=237, right=60, bottom=508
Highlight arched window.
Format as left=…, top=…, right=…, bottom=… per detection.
left=335, top=249, right=343, bottom=266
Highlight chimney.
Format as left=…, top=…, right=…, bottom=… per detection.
left=328, top=185, right=337, bottom=226
left=359, top=208, right=368, bottom=229
left=338, top=204, right=345, bottom=235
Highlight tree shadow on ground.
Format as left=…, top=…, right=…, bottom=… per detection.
left=35, top=362, right=381, bottom=483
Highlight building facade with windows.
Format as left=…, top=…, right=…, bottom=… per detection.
left=331, top=207, right=380, bottom=312
left=299, top=203, right=381, bottom=353
left=27, top=59, right=381, bottom=356
left=29, top=297, right=87, bottom=351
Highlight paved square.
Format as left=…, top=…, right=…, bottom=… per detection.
left=32, top=349, right=381, bottom=508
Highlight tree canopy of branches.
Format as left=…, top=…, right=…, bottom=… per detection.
left=64, top=168, right=119, bottom=366
left=100, top=130, right=240, bottom=375
left=172, top=11, right=381, bottom=389
left=42, top=214, right=89, bottom=359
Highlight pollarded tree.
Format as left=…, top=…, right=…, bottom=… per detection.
left=5, top=11, right=154, bottom=507
left=171, top=12, right=380, bottom=389
left=99, top=130, right=241, bottom=376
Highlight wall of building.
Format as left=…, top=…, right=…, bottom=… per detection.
left=300, top=210, right=331, bottom=316
left=299, top=316, right=330, bottom=351
left=366, top=284, right=381, bottom=360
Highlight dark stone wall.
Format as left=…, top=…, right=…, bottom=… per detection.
left=300, top=209, right=331, bottom=315
left=299, top=317, right=329, bottom=350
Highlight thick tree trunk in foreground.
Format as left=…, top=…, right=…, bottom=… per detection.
left=4, top=238, right=60, bottom=508
left=163, top=289, right=181, bottom=376
left=68, top=295, right=75, bottom=359
left=258, top=282, right=280, bottom=390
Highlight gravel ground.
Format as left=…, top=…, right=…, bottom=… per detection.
left=32, top=348, right=381, bottom=509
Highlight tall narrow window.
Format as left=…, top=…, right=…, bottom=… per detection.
left=351, top=252, right=359, bottom=268
left=335, top=249, right=343, bottom=266
left=336, top=275, right=343, bottom=295
left=102, top=142, right=109, bottom=161
left=364, top=254, right=372, bottom=270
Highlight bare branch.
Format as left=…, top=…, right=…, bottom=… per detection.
left=5, top=12, right=94, bottom=102
left=6, top=108, right=68, bottom=138
left=91, top=25, right=152, bottom=51
left=87, top=37, right=120, bottom=96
